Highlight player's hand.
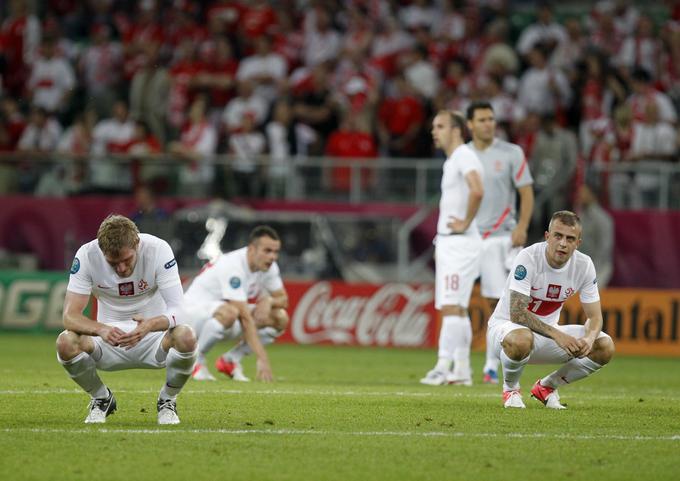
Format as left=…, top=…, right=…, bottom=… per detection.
left=256, top=358, right=273, bottom=382
left=118, top=316, right=151, bottom=350
left=574, top=336, right=594, bottom=358
left=447, top=216, right=468, bottom=234
left=554, top=331, right=583, bottom=358
left=511, top=226, right=528, bottom=247
left=100, top=324, right=126, bottom=346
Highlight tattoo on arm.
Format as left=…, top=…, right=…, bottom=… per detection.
left=509, top=291, right=559, bottom=339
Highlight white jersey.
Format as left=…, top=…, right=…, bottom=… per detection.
left=184, top=247, right=283, bottom=304
left=467, top=139, right=533, bottom=238
left=437, top=143, right=484, bottom=237
left=489, top=242, right=600, bottom=329
left=67, top=234, right=181, bottom=324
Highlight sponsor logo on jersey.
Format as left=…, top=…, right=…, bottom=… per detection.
left=164, top=258, right=177, bottom=269
left=118, top=282, right=134, bottom=296
left=230, top=276, right=241, bottom=288
left=547, top=284, right=562, bottom=299
left=97, top=284, right=110, bottom=289
left=70, top=257, right=80, bottom=274
left=138, top=279, right=148, bottom=291
left=514, top=265, right=527, bottom=280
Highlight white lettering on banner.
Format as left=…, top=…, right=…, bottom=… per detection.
left=2, top=280, right=50, bottom=328
left=292, top=282, right=434, bottom=346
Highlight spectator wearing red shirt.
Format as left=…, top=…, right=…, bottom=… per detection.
left=377, top=74, right=426, bottom=157
left=0, top=0, right=41, bottom=97
left=325, top=110, right=378, bottom=194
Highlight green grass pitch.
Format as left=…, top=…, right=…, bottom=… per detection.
left=1, top=333, right=678, bottom=481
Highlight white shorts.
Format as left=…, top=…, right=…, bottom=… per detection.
left=84, top=320, right=168, bottom=371
left=487, top=321, right=612, bottom=364
left=480, top=236, right=521, bottom=299
left=434, top=234, right=482, bottom=309
left=183, top=298, right=247, bottom=340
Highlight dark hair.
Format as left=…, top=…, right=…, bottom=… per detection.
left=548, top=210, right=581, bottom=230
left=249, top=225, right=280, bottom=244
left=466, top=100, right=494, bottom=120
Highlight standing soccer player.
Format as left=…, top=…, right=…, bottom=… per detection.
left=466, top=100, right=534, bottom=384
left=420, top=110, right=484, bottom=386
left=57, top=215, right=197, bottom=424
left=186, top=225, right=286, bottom=382
left=488, top=210, right=615, bottom=409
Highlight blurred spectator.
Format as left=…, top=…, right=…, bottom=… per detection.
left=239, top=0, right=278, bottom=41
left=120, top=0, right=163, bottom=83
left=401, top=44, right=439, bottom=100
left=129, top=42, right=170, bottom=145
left=55, top=108, right=98, bottom=194
left=371, top=17, right=415, bottom=77
left=377, top=74, right=426, bottom=157
left=517, top=44, right=572, bottom=118
left=27, top=35, right=76, bottom=117
left=236, top=35, right=287, bottom=103
left=432, top=0, right=465, bottom=42
left=17, top=106, right=63, bottom=192
left=0, top=97, right=26, bottom=150
left=0, top=0, right=41, bottom=97
left=78, top=23, right=123, bottom=118
left=399, top=0, right=437, bottom=32
left=195, top=36, right=238, bottom=120
left=626, top=67, right=677, bottom=125
left=168, top=95, right=217, bottom=197
left=265, top=99, right=295, bottom=198
left=303, top=6, right=341, bottom=68
left=119, top=120, right=163, bottom=190
left=577, top=181, right=614, bottom=287
left=228, top=111, right=266, bottom=198
left=130, top=183, right=173, bottom=241
left=550, top=17, right=587, bottom=75
left=529, top=112, right=578, bottom=236
left=222, top=80, right=268, bottom=132
left=167, top=38, right=202, bottom=134
left=325, top=110, right=378, bottom=193
left=516, top=2, right=567, bottom=59
left=616, top=15, right=661, bottom=80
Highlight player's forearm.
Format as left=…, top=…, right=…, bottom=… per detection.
left=63, top=312, right=107, bottom=337
left=516, top=186, right=534, bottom=230
left=143, top=315, right=171, bottom=332
left=242, top=315, right=270, bottom=362
left=270, top=293, right=288, bottom=310
left=463, top=191, right=483, bottom=227
left=583, top=315, right=603, bottom=342
left=509, top=291, right=560, bottom=339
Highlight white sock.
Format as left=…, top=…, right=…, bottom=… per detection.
left=440, top=315, right=472, bottom=378
left=500, top=349, right=529, bottom=392
left=541, top=357, right=603, bottom=389
left=59, top=352, right=108, bottom=399
left=437, top=315, right=467, bottom=370
left=225, top=327, right=280, bottom=362
left=434, top=358, right=451, bottom=372
left=197, top=317, right=225, bottom=359
left=483, top=353, right=500, bottom=374
left=160, top=348, right=198, bottom=401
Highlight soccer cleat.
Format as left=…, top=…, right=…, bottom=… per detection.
left=503, top=390, right=526, bottom=408
left=482, top=369, right=499, bottom=384
left=530, top=380, right=567, bottom=410
left=84, top=389, right=117, bottom=423
left=191, top=363, right=216, bottom=381
left=445, top=371, right=473, bottom=386
left=419, top=369, right=448, bottom=386
left=215, top=356, right=250, bottom=382
left=157, top=398, right=180, bottom=425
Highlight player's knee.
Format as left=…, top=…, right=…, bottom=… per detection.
left=172, top=325, right=197, bottom=353
left=589, top=336, right=615, bottom=365
left=56, top=330, right=81, bottom=361
left=271, top=308, right=289, bottom=332
left=501, top=329, right=533, bottom=360
left=213, top=303, right=238, bottom=327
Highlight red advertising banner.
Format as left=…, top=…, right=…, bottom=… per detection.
left=278, top=281, right=438, bottom=348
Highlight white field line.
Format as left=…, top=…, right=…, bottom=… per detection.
left=0, top=388, right=678, bottom=401
left=0, top=427, right=678, bottom=442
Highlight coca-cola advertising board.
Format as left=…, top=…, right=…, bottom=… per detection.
left=279, top=281, right=438, bottom=348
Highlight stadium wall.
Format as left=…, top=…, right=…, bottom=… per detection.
left=0, top=272, right=678, bottom=357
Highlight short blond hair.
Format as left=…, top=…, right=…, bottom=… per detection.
left=97, top=214, right=139, bottom=256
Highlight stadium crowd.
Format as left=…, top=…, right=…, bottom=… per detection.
left=0, top=0, right=679, bottom=206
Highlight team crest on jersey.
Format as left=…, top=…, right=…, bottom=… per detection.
left=70, top=257, right=80, bottom=274
left=514, top=265, right=527, bottom=280
left=164, top=258, right=176, bottom=269
left=230, top=276, right=241, bottom=288
left=547, top=284, right=562, bottom=299
left=138, top=279, right=148, bottom=291
left=118, top=282, right=134, bottom=296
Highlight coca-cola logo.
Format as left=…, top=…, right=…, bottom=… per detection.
left=291, top=282, right=434, bottom=347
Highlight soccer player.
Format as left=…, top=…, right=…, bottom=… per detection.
left=420, top=110, right=484, bottom=386
left=466, top=100, right=534, bottom=384
left=57, top=215, right=197, bottom=425
left=187, top=225, right=287, bottom=382
left=487, top=210, right=615, bottom=409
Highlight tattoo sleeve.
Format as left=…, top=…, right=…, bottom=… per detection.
left=509, top=290, right=560, bottom=339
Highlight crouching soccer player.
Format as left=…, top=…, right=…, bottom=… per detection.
left=186, top=225, right=288, bottom=382
left=57, top=215, right=197, bottom=424
left=486, top=210, right=615, bottom=408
